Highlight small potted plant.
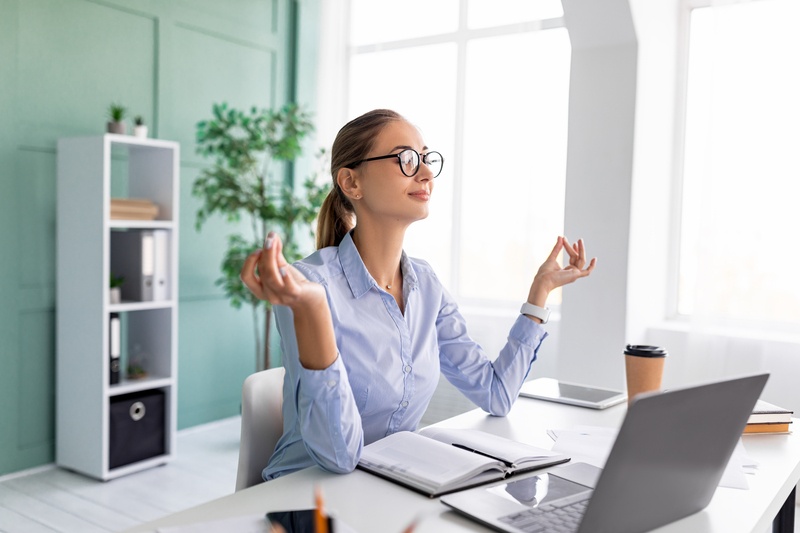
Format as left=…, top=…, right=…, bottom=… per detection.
left=109, top=273, right=124, bottom=304
left=133, top=115, right=148, bottom=138
left=107, top=103, right=127, bottom=134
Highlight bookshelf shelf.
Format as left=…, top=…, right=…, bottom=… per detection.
left=110, top=300, right=176, bottom=312
left=109, top=220, right=175, bottom=230
left=56, top=134, right=180, bottom=481
left=108, top=377, right=174, bottom=397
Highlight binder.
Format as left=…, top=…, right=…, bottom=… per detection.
left=109, top=313, right=121, bottom=385
left=152, top=230, right=170, bottom=301
left=110, top=229, right=170, bottom=302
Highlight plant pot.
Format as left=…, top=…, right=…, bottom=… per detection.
left=107, top=121, right=126, bottom=135
left=110, top=287, right=121, bottom=304
left=133, top=125, right=148, bottom=138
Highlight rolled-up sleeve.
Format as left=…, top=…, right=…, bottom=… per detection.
left=436, top=289, right=548, bottom=416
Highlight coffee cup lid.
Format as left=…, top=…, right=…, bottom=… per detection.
left=624, top=344, right=668, bottom=357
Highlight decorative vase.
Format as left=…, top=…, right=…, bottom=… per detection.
left=110, top=287, right=121, bottom=304
left=107, top=121, right=126, bottom=135
left=133, top=125, right=148, bottom=138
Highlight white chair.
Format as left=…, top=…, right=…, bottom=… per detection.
left=235, top=366, right=285, bottom=491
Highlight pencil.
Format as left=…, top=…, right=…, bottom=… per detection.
left=314, top=485, right=329, bottom=533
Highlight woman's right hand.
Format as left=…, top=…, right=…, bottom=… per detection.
left=242, top=232, right=337, bottom=370
left=240, top=231, right=326, bottom=311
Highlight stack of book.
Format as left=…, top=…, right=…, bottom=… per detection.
left=110, top=198, right=159, bottom=220
left=745, top=400, right=793, bottom=434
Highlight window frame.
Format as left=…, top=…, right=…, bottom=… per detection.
left=670, top=0, right=800, bottom=334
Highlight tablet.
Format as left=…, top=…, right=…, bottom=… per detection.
left=519, top=377, right=626, bottom=409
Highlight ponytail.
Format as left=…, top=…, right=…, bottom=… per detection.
left=316, top=186, right=355, bottom=249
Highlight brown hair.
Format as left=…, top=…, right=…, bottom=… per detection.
left=316, top=109, right=404, bottom=249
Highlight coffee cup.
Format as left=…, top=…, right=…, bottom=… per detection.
left=624, top=344, right=668, bottom=404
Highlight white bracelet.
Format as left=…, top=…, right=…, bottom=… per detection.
left=520, top=302, right=550, bottom=324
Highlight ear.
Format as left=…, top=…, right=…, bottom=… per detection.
left=337, top=167, right=361, bottom=200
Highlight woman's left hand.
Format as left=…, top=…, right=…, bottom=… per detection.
left=527, top=236, right=596, bottom=306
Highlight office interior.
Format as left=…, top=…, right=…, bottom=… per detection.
left=1, top=0, right=798, bottom=491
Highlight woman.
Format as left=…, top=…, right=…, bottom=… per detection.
left=240, top=109, right=596, bottom=481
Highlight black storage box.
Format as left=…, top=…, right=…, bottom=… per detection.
left=109, top=389, right=166, bottom=469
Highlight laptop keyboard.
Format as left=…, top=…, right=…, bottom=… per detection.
left=498, top=499, right=588, bottom=533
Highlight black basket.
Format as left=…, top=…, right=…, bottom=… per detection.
left=109, top=389, right=166, bottom=469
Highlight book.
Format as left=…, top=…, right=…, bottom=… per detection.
left=110, top=198, right=159, bottom=220
left=357, top=427, right=570, bottom=497
left=748, top=400, right=793, bottom=424
left=743, top=422, right=791, bottom=434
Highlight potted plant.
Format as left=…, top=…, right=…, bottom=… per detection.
left=109, top=273, right=124, bottom=304
left=107, top=103, right=127, bottom=134
left=133, top=115, right=148, bottom=138
left=194, top=102, right=329, bottom=370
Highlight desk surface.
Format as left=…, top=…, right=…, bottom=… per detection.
left=126, top=396, right=800, bottom=533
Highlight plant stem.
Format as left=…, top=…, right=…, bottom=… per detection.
left=252, top=302, right=263, bottom=372
left=264, top=307, right=273, bottom=370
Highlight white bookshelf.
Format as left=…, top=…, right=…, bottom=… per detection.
left=56, top=134, right=179, bottom=480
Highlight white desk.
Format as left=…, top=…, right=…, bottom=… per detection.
left=126, top=397, right=800, bottom=533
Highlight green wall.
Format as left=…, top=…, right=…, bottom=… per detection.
left=0, top=0, right=299, bottom=477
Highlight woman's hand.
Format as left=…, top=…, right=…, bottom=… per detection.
left=527, top=236, right=596, bottom=307
left=241, top=231, right=337, bottom=370
left=240, top=231, right=326, bottom=311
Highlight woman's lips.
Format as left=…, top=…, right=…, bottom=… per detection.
left=409, top=190, right=430, bottom=201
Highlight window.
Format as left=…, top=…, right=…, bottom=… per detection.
left=346, top=0, right=571, bottom=305
left=677, top=0, right=800, bottom=329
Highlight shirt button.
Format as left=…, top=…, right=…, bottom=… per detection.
left=404, top=365, right=412, bottom=373
left=327, top=380, right=336, bottom=387
left=401, top=401, right=409, bottom=407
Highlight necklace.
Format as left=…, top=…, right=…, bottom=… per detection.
left=382, top=270, right=400, bottom=291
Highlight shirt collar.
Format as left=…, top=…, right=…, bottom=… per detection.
left=339, top=230, right=419, bottom=298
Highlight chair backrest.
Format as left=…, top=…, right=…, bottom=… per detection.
left=235, top=366, right=285, bottom=491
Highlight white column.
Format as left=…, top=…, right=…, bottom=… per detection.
left=557, top=0, right=638, bottom=388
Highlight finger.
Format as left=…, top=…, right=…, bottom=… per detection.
left=577, top=257, right=597, bottom=277
left=562, top=236, right=579, bottom=261
left=278, top=264, right=302, bottom=295
left=570, top=238, right=586, bottom=268
left=260, top=233, right=288, bottom=290
left=545, top=236, right=564, bottom=262
left=240, top=250, right=265, bottom=296
left=273, top=232, right=290, bottom=270
left=264, top=232, right=275, bottom=251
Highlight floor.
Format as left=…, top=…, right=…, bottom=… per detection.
left=0, top=378, right=475, bottom=533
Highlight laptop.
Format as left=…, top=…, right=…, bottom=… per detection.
left=441, top=373, right=768, bottom=533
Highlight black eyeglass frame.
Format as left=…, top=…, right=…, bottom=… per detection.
left=349, top=148, right=444, bottom=178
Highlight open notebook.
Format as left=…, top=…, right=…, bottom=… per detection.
left=358, top=427, right=569, bottom=497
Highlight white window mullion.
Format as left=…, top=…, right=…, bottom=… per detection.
left=449, top=0, right=470, bottom=297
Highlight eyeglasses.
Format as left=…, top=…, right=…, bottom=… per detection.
left=350, top=149, right=444, bottom=178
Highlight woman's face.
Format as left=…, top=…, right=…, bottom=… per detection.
left=352, top=119, right=436, bottom=226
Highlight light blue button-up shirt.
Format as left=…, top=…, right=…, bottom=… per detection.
left=263, top=231, right=548, bottom=480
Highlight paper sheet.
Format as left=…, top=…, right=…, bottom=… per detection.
left=549, top=426, right=758, bottom=490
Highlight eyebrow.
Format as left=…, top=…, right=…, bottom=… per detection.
left=390, top=144, right=429, bottom=152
